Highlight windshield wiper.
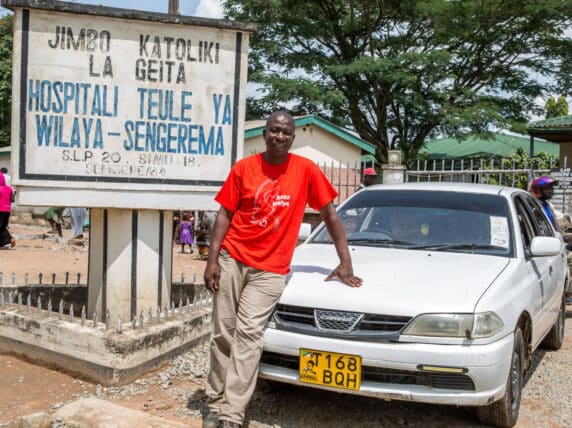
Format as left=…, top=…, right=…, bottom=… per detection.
left=347, top=238, right=417, bottom=247
left=413, top=243, right=506, bottom=251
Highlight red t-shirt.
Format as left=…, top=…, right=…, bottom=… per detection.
left=215, top=153, right=337, bottom=274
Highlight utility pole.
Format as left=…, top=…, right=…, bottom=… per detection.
left=168, top=0, right=179, bottom=15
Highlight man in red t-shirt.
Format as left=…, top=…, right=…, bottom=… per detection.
left=202, top=111, right=362, bottom=428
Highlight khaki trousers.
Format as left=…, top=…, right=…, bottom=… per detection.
left=206, top=250, right=286, bottom=424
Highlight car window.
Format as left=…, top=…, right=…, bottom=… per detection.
left=514, top=196, right=536, bottom=251
left=312, top=190, right=513, bottom=256
left=523, top=194, right=554, bottom=237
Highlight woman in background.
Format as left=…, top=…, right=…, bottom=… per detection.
left=0, top=172, right=15, bottom=248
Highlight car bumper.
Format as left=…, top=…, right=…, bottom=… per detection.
left=260, top=328, right=514, bottom=406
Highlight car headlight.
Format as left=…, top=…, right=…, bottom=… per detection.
left=402, top=312, right=504, bottom=339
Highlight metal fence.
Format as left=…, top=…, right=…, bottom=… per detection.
left=315, top=156, right=569, bottom=214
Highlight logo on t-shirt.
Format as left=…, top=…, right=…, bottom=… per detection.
left=251, top=179, right=291, bottom=231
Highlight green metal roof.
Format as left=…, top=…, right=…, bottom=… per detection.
left=528, top=114, right=572, bottom=130
left=422, top=133, right=559, bottom=160
left=244, top=115, right=376, bottom=155
left=527, top=115, right=572, bottom=143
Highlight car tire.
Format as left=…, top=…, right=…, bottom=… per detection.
left=477, top=328, right=524, bottom=428
left=541, top=293, right=566, bottom=350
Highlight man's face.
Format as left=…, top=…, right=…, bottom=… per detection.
left=542, top=185, right=554, bottom=200
left=364, top=175, right=377, bottom=187
left=263, top=113, right=295, bottom=158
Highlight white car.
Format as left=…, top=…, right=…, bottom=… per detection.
left=259, top=183, right=568, bottom=427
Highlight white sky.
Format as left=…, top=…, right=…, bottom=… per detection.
left=0, top=0, right=224, bottom=18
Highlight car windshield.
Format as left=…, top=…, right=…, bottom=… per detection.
left=311, top=189, right=512, bottom=256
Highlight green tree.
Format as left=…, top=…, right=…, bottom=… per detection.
left=0, top=14, right=12, bottom=148
left=225, top=0, right=571, bottom=166
left=545, top=95, right=569, bottom=118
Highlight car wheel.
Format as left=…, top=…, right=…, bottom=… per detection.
left=477, top=328, right=524, bottom=427
left=541, top=293, right=566, bottom=350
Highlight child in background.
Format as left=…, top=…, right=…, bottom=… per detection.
left=178, top=211, right=194, bottom=254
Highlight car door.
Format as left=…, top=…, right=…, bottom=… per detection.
left=517, top=195, right=563, bottom=340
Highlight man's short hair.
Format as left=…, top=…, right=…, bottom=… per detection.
left=0, top=167, right=7, bottom=173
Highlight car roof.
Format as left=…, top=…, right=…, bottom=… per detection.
left=361, top=182, right=525, bottom=197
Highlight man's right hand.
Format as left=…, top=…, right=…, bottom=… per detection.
left=204, top=261, right=221, bottom=292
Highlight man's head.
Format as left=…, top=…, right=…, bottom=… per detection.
left=0, top=167, right=7, bottom=174
left=262, top=111, right=295, bottom=164
left=363, top=167, right=377, bottom=187
left=529, top=176, right=558, bottom=201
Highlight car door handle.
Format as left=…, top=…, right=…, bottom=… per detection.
left=549, top=266, right=553, bottom=276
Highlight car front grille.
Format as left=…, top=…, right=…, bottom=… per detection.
left=260, top=351, right=475, bottom=391
left=273, top=304, right=411, bottom=340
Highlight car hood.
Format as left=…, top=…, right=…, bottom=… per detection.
left=283, top=243, right=511, bottom=316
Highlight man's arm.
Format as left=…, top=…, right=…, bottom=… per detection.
left=203, top=206, right=233, bottom=292
left=319, top=202, right=363, bottom=288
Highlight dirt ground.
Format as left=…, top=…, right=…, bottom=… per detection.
left=0, top=221, right=206, bottom=285
left=1, top=220, right=571, bottom=427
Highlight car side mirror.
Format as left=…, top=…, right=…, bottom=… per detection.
left=530, top=236, right=562, bottom=257
left=298, top=223, right=312, bottom=243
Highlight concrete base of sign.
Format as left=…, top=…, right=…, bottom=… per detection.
left=0, top=306, right=211, bottom=386
left=381, top=165, right=406, bottom=184
left=88, top=208, right=174, bottom=323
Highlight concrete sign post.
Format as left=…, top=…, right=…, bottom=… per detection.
left=4, top=0, right=254, bottom=321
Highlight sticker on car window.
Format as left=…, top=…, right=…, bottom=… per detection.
left=490, top=216, right=509, bottom=248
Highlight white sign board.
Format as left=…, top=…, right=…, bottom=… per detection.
left=6, top=0, right=252, bottom=209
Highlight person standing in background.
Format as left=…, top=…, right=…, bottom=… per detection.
left=0, top=167, right=11, bottom=186
left=70, top=207, right=87, bottom=239
left=358, top=167, right=378, bottom=190
left=0, top=172, right=15, bottom=248
left=178, top=211, right=195, bottom=253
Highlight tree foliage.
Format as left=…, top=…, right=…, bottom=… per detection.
left=545, top=95, right=569, bottom=118
left=225, top=0, right=572, bottom=166
left=484, top=148, right=558, bottom=189
left=0, top=14, right=12, bottom=148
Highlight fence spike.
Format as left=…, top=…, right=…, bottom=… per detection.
left=11, top=273, right=15, bottom=285
left=77, top=273, right=81, bottom=285
left=69, top=304, right=74, bottom=322
left=47, top=299, right=52, bottom=318
left=65, top=272, right=69, bottom=285
left=24, top=273, right=28, bottom=285
left=26, top=294, right=31, bottom=314
left=59, top=299, right=64, bottom=319
left=181, top=273, right=184, bottom=283
left=38, top=273, right=43, bottom=285
left=81, top=305, right=86, bottom=326
left=17, top=293, right=22, bottom=311
left=156, top=307, right=161, bottom=322
left=37, top=296, right=42, bottom=316
left=9, top=291, right=14, bottom=306
left=51, top=273, right=56, bottom=285
left=139, top=311, right=144, bottom=328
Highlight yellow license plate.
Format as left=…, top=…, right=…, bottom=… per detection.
left=299, top=348, right=361, bottom=391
